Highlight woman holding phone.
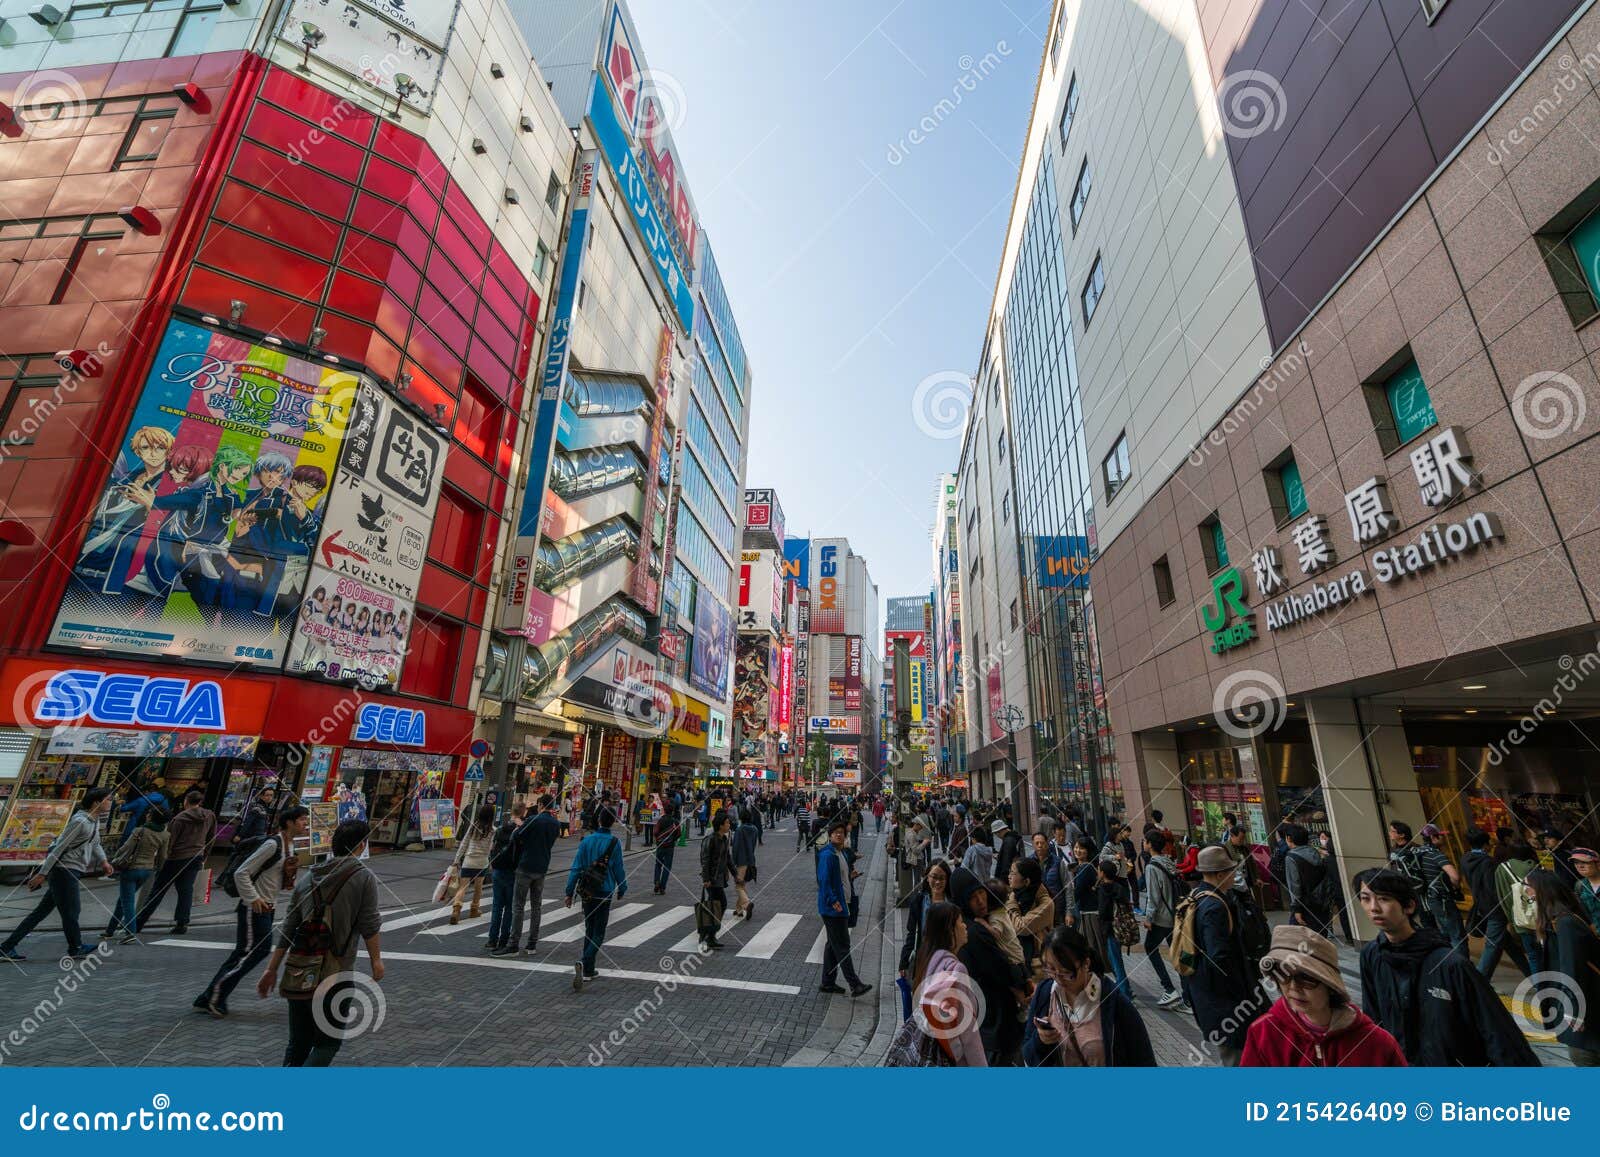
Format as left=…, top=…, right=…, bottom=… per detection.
left=1022, top=925, right=1155, bottom=1067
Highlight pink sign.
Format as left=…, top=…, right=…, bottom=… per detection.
left=523, top=586, right=557, bottom=646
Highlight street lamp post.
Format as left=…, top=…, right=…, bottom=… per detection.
left=997, top=703, right=1025, bottom=828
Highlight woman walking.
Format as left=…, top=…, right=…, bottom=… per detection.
left=1095, top=859, right=1135, bottom=1002
left=911, top=901, right=987, bottom=1066
left=449, top=802, right=495, bottom=924
left=107, top=807, right=169, bottom=942
left=1526, top=869, right=1600, bottom=1066
left=1241, top=925, right=1406, bottom=1066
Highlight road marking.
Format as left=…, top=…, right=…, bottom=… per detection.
left=422, top=897, right=563, bottom=937
left=607, top=906, right=692, bottom=947
left=150, top=939, right=802, bottom=995
left=545, top=902, right=648, bottom=943
left=806, top=928, right=827, bottom=964
left=738, top=913, right=802, bottom=959
left=373, top=906, right=455, bottom=932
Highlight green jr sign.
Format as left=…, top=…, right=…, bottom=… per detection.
left=1202, top=567, right=1255, bottom=654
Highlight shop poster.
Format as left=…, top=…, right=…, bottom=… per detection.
left=302, top=745, right=336, bottom=802
left=417, top=797, right=454, bottom=841
left=307, top=801, right=340, bottom=854
left=48, top=317, right=356, bottom=668
left=334, top=782, right=369, bottom=823
left=285, top=382, right=446, bottom=688
left=0, top=798, right=73, bottom=864
left=689, top=594, right=734, bottom=702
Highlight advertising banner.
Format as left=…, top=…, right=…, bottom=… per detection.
left=732, top=637, right=770, bottom=747
left=285, top=382, right=445, bottom=688
left=781, top=537, right=809, bottom=589
left=885, top=629, right=926, bottom=659
left=778, top=643, right=793, bottom=728
left=49, top=317, right=353, bottom=668
left=630, top=326, right=674, bottom=614
left=909, top=660, right=925, bottom=723
left=737, top=549, right=780, bottom=633
left=280, top=0, right=454, bottom=114
left=845, top=636, right=862, bottom=689
left=667, top=691, right=709, bottom=748
left=987, top=665, right=1004, bottom=741
left=1036, top=535, right=1091, bottom=588
left=689, top=594, right=733, bottom=702
left=0, top=799, right=73, bottom=864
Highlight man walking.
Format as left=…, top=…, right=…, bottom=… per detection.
left=1, top=787, right=116, bottom=961
left=136, top=789, right=216, bottom=935
left=564, top=806, right=626, bottom=988
left=700, top=810, right=733, bottom=949
left=502, top=793, right=561, bottom=956
left=256, top=819, right=383, bottom=1066
left=1141, top=830, right=1184, bottom=1008
left=1464, top=828, right=1529, bottom=977
left=1388, top=820, right=1465, bottom=949
left=1186, top=845, right=1267, bottom=1065
left=794, top=798, right=813, bottom=852
left=816, top=819, right=872, bottom=997
left=1283, top=823, right=1332, bottom=936
left=653, top=801, right=680, bottom=894
left=196, top=805, right=309, bottom=1017
left=732, top=807, right=759, bottom=920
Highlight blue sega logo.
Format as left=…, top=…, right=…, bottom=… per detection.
left=352, top=703, right=426, bottom=747
left=36, top=669, right=227, bottom=730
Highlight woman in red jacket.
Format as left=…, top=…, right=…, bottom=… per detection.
left=1242, top=925, right=1407, bottom=1067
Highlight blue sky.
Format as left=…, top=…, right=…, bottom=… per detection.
left=630, top=0, right=1052, bottom=613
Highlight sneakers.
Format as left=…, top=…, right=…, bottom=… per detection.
left=119, top=934, right=138, bottom=945
left=67, top=942, right=99, bottom=958
left=818, top=983, right=847, bottom=994
left=490, top=944, right=519, bottom=957
left=1158, top=990, right=1184, bottom=1008
left=572, top=962, right=584, bottom=992
left=171, top=924, right=187, bottom=935
left=0, top=946, right=24, bottom=961
left=849, top=982, right=874, bottom=998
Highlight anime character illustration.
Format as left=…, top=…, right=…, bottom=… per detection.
left=234, top=453, right=328, bottom=618
left=74, top=426, right=175, bottom=594
left=216, top=508, right=271, bottom=617
left=128, top=444, right=253, bottom=602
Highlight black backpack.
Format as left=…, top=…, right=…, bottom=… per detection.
left=576, top=838, right=617, bottom=900
left=489, top=822, right=520, bottom=871
left=218, top=836, right=281, bottom=899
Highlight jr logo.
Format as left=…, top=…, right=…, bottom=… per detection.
left=1201, top=568, right=1256, bottom=655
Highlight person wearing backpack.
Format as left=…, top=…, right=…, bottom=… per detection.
left=1095, top=858, right=1136, bottom=1003
left=485, top=800, right=526, bottom=955
left=1355, top=867, right=1537, bottom=1066
left=1140, top=831, right=1184, bottom=1008
left=1466, top=828, right=1530, bottom=978
left=1496, top=839, right=1543, bottom=975
left=0, top=787, right=115, bottom=962
left=1283, top=823, right=1332, bottom=936
left=1177, top=845, right=1268, bottom=1065
left=135, top=789, right=216, bottom=936
left=505, top=794, right=562, bottom=955
left=563, top=805, right=626, bottom=989
left=1387, top=820, right=1461, bottom=943
left=256, top=819, right=383, bottom=1066
left=652, top=801, right=680, bottom=895
left=194, top=805, right=308, bottom=1018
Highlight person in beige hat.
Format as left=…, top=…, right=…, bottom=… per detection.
left=1185, top=845, right=1269, bottom=1065
left=1240, top=925, right=1406, bottom=1066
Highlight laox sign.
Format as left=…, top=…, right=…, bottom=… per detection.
left=818, top=545, right=839, bottom=610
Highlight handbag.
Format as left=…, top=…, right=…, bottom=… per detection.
left=694, top=887, right=722, bottom=937
left=1112, top=898, right=1140, bottom=948
left=883, top=1013, right=957, bottom=1067
left=431, top=864, right=457, bottom=904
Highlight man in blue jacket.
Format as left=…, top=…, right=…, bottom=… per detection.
left=499, top=794, right=562, bottom=956
left=564, top=806, right=627, bottom=989
left=816, top=819, right=872, bottom=997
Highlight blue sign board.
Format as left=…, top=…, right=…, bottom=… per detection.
left=782, top=537, right=810, bottom=589
left=518, top=154, right=596, bottom=537
left=586, top=72, right=696, bottom=332
left=1036, top=535, right=1091, bottom=589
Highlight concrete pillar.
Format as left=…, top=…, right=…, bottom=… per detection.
left=1304, top=698, right=1426, bottom=940
left=1130, top=730, right=1189, bottom=840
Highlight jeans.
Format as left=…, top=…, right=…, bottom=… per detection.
left=653, top=847, right=674, bottom=891
left=1103, top=934, right=1131, bottom=1001
left=795, top=822, right=811, bottom=851
left=284, top=980, right=351, bottom=1067
left=1144, top=923, right=1176, bottom=994
left=1519, top=931, right=1545, bottom=977
left=136, top=855, right=203, bottom=930
left=644, top=823, right=655, bottom=847
left=511, top=870, right=547, bottom=949
left=580, top=896, right=612, bottom=975
left=106, top=868, right=152, bottom=937
left=1427, top=897, right=1468, bottom=955
left=3, top=867, right=84, bottom=952
left=201, top=904, right=274, bottom=1009
left=1477, top=914, right=1531, bottom=978
left=734, top=867, right=751, bottom=914
left=821, top=914, right=862, bottom=987
left=487, top=868, right=515, bottom=947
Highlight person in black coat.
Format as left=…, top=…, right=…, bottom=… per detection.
left=1355, top=868, right=1538, bottom=1067
left=899, top=860, right=953, bottom=975
left=1022, top=925, right=1155, bottom=1067
left=949, top=866, right=1029, bottom=1065
left=1187, top=846, right=1269, bottom=1065
left=1526, top=869, right=1599, bottom=1067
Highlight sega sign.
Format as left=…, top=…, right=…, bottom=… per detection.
left=34, top=669, right=226, bottom=730
left=352, top=703, right=427, bottom=747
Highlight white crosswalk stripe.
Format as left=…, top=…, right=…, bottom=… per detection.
left=806, top=928, right=827, bottom=964
left=545, top=902, right=649, bottom=943
left=737, top=912, right=802, bottom=959
left=607, top=905, right=693, bottom=947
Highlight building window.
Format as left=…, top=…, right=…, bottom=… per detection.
left=1049, top=6, right=1066, bottom=68
left=1081, top=254, right=1106, bottom=327
left=1070, top=158, right=1092, bottom=232
left=167, top=6, right=222, bottom=57
left=533, top=240, right=552, bottom=280
left=1201, top=515, right=1229, bottom=573
left=1563, top=210, right=1600, bottom=317
left=1421, top=0, right=1451, bottom=22
left=1001, top=491, right=1010, bottom=522
left=1059, top=75, right=1079, bottom=150
left=113, top=108, right=176, bottom=169
left=545, top=171, right=562, bottom=211
left=1264, top=452, right=1308, bottom=526
left=997, top=429, right=1007, bottom=461
left=577, top=280, right=588, bottom=310
left=1102, top=431, right=1130, bottom=501
left=1152, top=555, right=1175, bottom=608
left=1363, top=356, right=1437, bottom=453
left=1010, top=599, right=1020, bottom=629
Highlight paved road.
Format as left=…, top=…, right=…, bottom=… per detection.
left=0, top=822, right=1568, bottom=1066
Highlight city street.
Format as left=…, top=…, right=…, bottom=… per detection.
left=0, top=821, right=1569, bottom=1067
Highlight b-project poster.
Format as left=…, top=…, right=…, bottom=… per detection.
left=49, top=318, right=355, bottom=668
left=285, top=382, right=446, bottom=689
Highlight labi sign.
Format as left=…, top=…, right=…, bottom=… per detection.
left=1202, top=427, right=1504, bottom=655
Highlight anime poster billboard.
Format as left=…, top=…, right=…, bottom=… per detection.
left=689, top=593, right=733, bottom=702
left=49, top=318, right=354, bottom=668
left=732, top=636, right=770, bottom=742
left=285, top=383, right=446, bottom=688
